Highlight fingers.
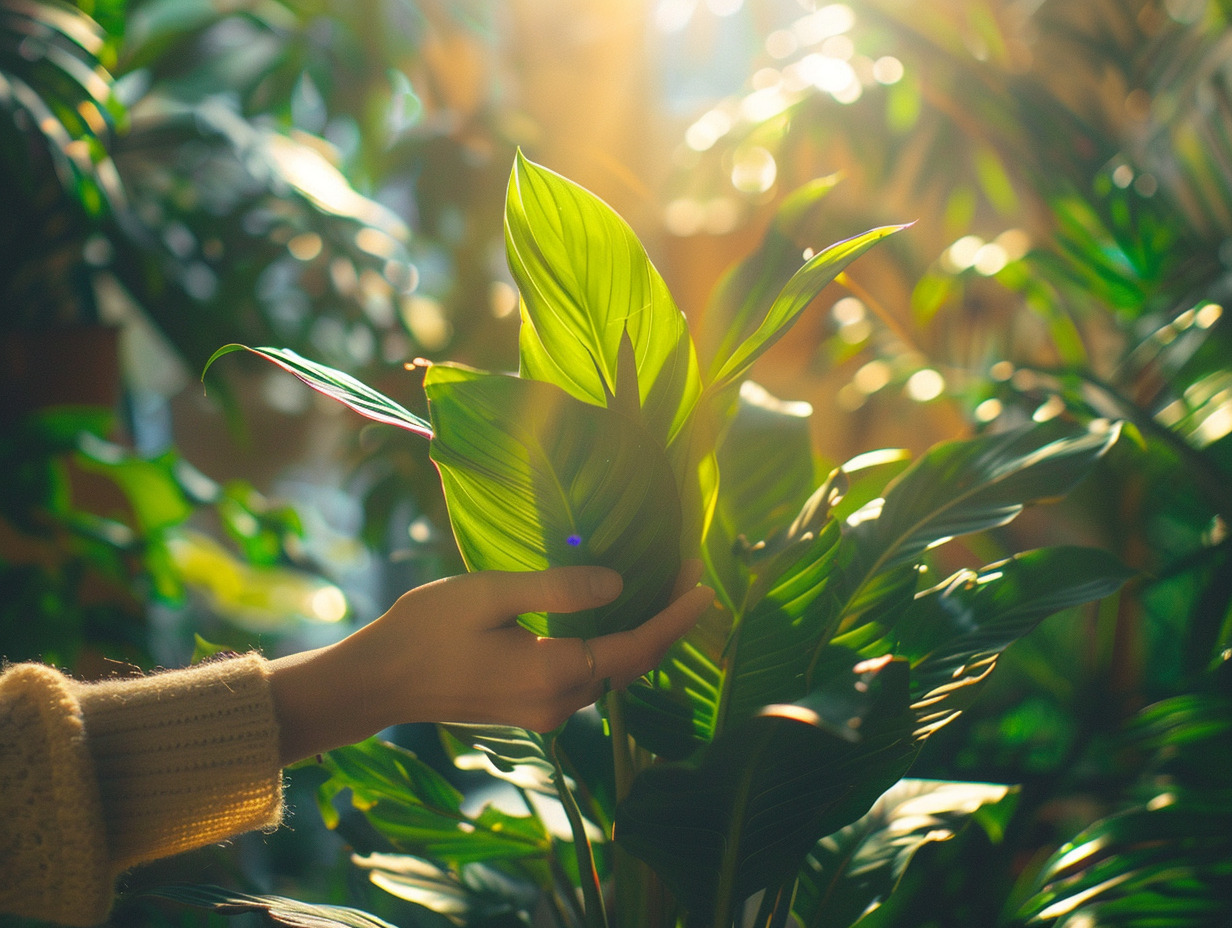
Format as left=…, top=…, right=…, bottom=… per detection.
left=671, top=558, right=705, bottom=600
left=588, top=582, right=715, bottom=690
left=419, top=566, right=623, bottom=628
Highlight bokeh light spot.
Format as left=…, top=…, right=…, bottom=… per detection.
left=906, top=368, right=945, bottom=401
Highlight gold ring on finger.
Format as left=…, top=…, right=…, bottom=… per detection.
left=580, top=638, right=597, bottom=679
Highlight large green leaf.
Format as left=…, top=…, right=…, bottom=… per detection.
left=424, top=363, right=681, bottom=638
left=718, top=517, right=852, bottom=728
left=805, top=421, right=1123, bottom=688
left=708, top=223, right=908, bottom=393
left=846, top=420, right=1122, bottom=578
left=621, top=599, right=727, bottom=759
left=901, top=547, right=1134, bottom=735
left=616, top=658, right=917, bottom=924
left=630, top=423, right=1124, bottom=759
left=203, top=345, right=433, bottom=437
left=318, top=739, right=550, bottom=865
left=635, top=470, right=908, bottom=752
left=506, top=150, right=702, bottom=447
left=792, top=779, right=1015, bottom=928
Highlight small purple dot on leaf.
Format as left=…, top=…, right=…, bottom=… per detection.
left=567, top=534, right=582, bottom=547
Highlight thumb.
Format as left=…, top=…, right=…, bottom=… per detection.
left=443, top=566, right=623, bottom=626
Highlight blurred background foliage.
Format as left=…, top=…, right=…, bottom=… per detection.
left=2, top=0, right=1230, bottom=925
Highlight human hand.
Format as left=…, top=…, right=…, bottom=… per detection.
left=270, top=562, right=713, bottom=764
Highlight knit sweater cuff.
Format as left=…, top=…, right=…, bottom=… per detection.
left=0, top=663, right=113, bottom=926
left=71, top=653, right=284, bottom=871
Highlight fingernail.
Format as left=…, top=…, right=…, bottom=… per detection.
left=591, top=569, right=622, bottom=601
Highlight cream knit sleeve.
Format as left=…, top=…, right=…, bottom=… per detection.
left=0, top=655, right=284, bottom=927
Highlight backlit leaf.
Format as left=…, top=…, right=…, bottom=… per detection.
left=700, top=174, right=843, bottom=376
left=424, top=364, right=681, bottom=638
left=203, top=345, right=433, bottom=437
left=506, top=151, right=702, bottom=446
left=709, top=224, right=908, bottom=393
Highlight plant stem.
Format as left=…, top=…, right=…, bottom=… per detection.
left=606, top=689, right=635, bottom=801
left=605, top=689, right=648, bottom=927
left=551, top=737, right=609, bottom=928
left=520, top=787, right=584, bottom=928
left=549, top=846, right=588, bottom=928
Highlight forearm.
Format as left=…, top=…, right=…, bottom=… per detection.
left=268, top=641, right=390, bottom=766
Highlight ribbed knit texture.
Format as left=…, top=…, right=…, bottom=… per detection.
left=70, top=653, right=284, bottom=871
left=1, top=654, right=284, bottom=926
left=0, top=663, right=113, bottom=926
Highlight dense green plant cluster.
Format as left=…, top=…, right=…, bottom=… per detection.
left=203, top=155, right=1133, bottom=927
left=7, top=1, right=1232, bottom=927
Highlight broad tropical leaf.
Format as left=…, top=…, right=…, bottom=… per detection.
left=901, top=547, right=1134, bottom=737
left=793, top=779, right=1016, bottom=928
left=804, top=420, right=1123, bottom=688
left=203, top=345, right=433, bottom=437
left=139, top=884, right=397, bottom=928
left=621, top=598, right=727, bottom=759
left=441, top=723, right=559, bottom=798
left=718, top=516, right=852, bottom=728
left=708, top=223, right=909, bottom=393
left=506, top=150, right=702, bottom=447
left=318, top=739, right=550, bottom=865
left=616, top=658, right=917, bottom=923
left=351, top=854, right=536, bottom=927
left=424, top=363, right=681, bottom=638
left=846, top=420, right=1122, bottom=578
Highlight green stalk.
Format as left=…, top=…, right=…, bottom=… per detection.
left=606, top=689, right=635, bottom=801
left=606, top=689, right=648, bottom=927
left=519, top=786, right=584, bottom=928
left=551, top=737, right=609, bottom=928
left=712, top=726, right=774, bottom=928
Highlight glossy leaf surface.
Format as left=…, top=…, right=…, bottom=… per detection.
left=319, top=739, right=549, bottom=865
left=793, top=779, right=1015, bottom=928
left=424, top=364, right=680, bottom=638
left=810, top=421, right=1123, bottom=687
left=352, top=854, right=535, bottom=927
left=846, top=420, right=1122, bottom=579
left=506, top=151, right=702, bottom=446
left=902, top=547, right=1134, bottom=733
